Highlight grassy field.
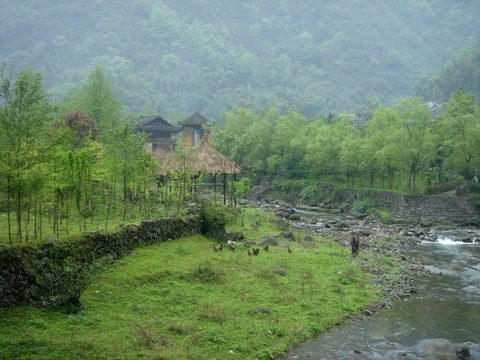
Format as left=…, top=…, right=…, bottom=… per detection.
left=0, top=208, right=382, bottom=360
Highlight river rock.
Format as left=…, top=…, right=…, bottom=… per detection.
left=279, top=231, right=295, bottom=240
left=457, top=345, right=471, bottom=359
left=359, top=230, right=371, bottom=237
left=422, top=338, right=470, bottom=359
left=420, top=219, right=433, bottom=227
left=260, top=236, right=279, bottom=246
left=288, top=213, right=302, bottom=221
left=226, top=231, right=245, bottom=241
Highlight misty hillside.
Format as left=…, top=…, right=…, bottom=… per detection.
left=1, top=0, right=479, bottom=119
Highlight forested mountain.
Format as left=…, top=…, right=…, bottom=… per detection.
left=1, top=0, right=479, bottom=119
left=413, top=45, right=480, bottom=101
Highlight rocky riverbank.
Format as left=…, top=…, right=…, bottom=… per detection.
left=249, top=198, right=479, bottom=321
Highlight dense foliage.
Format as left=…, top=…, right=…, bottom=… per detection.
left=0, top=67, right=196, bottom=246
left=1, top=0, right=479, bottom=118
left=414, top=45, right=480, bottom=101
left=210, top=89, right=480, bottom=194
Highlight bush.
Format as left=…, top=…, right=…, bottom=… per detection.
left=197, top=198, right=237, bottom=240
left=298, top=184, right=319, bottom=204
left=351, top=198, right=373, bottom=213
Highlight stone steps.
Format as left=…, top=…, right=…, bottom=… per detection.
left=394, top=196, right=478, bottom=223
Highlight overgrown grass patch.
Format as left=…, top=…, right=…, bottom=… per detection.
left=0, top=210, right=382, bottom=360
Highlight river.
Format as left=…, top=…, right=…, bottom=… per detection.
left=284, top=223, right=480, bottom=359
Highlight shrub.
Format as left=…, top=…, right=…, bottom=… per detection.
left=197, top=198, right=237, bottom=240
left=298, top=184, right=319, bottom=204
left=351, top=198, right=373, bottom=213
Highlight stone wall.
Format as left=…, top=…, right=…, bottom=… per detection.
left=0, top=216, right=204, bottom=308
left=332, top=188, right=405, bottom=212
left=331, top=188, right=479, bottom=225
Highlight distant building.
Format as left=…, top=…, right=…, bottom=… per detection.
left=136, top=115, right=182, bottom=153
left=179, top=112, right=210, bottom=152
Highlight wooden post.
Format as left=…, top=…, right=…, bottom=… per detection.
left=223, top=174, right=227, bottom=205
left=233, top=173, right=237, bottom=206
left=214, top=173, right=217, bottom=205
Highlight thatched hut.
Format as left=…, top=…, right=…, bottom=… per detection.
left=188, top=141, right=243, bottom=176
left=188, top=141, right=243, bottom=204
left=149, top=137, right=243, bottom=205
left=151, top=142, right=181, bottom=175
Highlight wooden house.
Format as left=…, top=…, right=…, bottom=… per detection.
left=179, top=112, right=210, bottom=152
left=136, top=115, right=182, bottom=153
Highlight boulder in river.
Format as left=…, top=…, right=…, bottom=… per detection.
left=422, top=338, right=471, bottom=359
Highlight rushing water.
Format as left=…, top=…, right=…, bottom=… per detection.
left=285, top=227, right=480, bottom=360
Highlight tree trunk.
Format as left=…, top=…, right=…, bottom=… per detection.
left=16, top=187, right=22, bottom=243
left=7, top=177, right=12, bottom=245
left=412, top=169, right=417, bottom=194
left=66, top=193, right=69, bottom=236
left=39, top=201, right=43, bottom=241
left=34, top=193, right=37, bottom=240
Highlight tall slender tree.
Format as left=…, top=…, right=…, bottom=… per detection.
left=444, top=88, right=480, bottom=195
left=0, top=65, right=55, bottom=243
left=61, top=66, right=122, bottom=135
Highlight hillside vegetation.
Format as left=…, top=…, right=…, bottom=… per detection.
left=1, top=0, right=479, bottom=118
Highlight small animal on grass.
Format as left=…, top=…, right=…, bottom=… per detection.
left=213, top=244, right=222, bottom=252
left=244, top=243, right=251, bottom=248
left=229, top=244, right=237, bottom=251
left=350, top=233, right=360, bottom=257
left=252, top=248, right=260, bottom=255
left=287, top=246, right=293, bottom=253
left=248, top=249, right=253, bottom=256
left=262, top=245, right=269, bottom=251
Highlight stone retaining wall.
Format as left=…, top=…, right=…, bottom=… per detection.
left=0, top=216, right=204, bottom=308
left=332, top=188, right=479, bottom=225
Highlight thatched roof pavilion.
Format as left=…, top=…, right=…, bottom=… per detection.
left=151, top=142, right=182, bottom=175
left=149, top=139, right=244, bottom=205
left=188, top=141, right=243, bottom=175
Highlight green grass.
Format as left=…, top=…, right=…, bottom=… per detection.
left=0, top=208, right=382, bottom=360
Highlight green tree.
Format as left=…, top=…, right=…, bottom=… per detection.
left=366, top=105, right=402, bottom=190
left=61, top=66, right=122, bottom=134
left=0, top=66, right=55, bottom=243
left=338, top=115, right=362, bottom=188
left=444, top=88, right=480, bottom=194
left=393, top=97, right=434, bottom=193
left=305, top=115, right=350, bottom=184
left=211, top=107, right=256, bottom=170
left=268, top=109, right=308, bottom=178
left=103, top=119, right=153, bottom=220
